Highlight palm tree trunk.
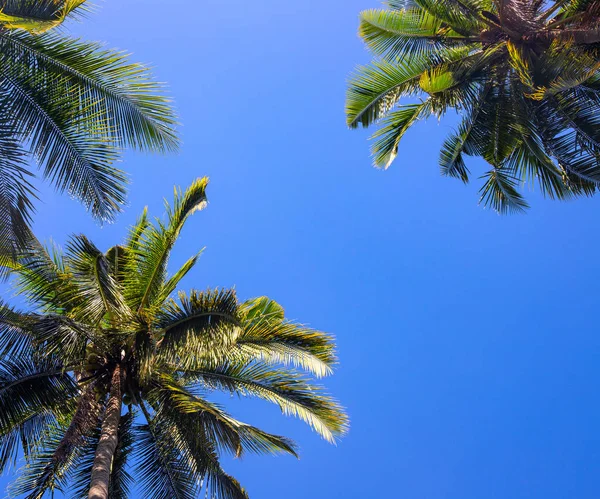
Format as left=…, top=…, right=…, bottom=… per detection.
left=88, top=364, right=123, bottom=499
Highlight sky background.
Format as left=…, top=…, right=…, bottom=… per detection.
left=3, top=0, right=600, bottom=498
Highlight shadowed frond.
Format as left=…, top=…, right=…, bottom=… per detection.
left=0, top=300, right=33, bottom=357
left=65, top=234, right=131, bottom=324
left=0, top=356, right=78, bottom=438
left=137, top=411, right=249, bottom=499
left=135, top=420, right=199, bottom=499
left=479, top=168, right=529, bottom=213
left=0, top=0, right=87, bottom=34
left=151, top=374, right=298, bottom=459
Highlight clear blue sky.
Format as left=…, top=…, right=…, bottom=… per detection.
left=3, top=0, right=600, bottom=498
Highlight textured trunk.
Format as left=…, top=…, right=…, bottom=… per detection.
left=54, top=383, right=101, bottom=464
left=88, top=365, right=123, bottom=499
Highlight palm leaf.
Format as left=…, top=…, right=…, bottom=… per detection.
left=156, top=288, right=241, bottom=369
left=0, top=31, right=179, bottom=151
left=359, top=8, right=468, bottom=60
left=125, top=178, right=208, bottom=315
left=478, top=168, right=529, bottom=213
left=370, top=102, right=430, bottom=169
left=182, top=363, right=348, bottom=443
left=64, top=234, right=131, bottom=324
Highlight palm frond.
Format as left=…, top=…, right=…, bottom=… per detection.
left=64, top=234, right=131, bottom=324
left=0, top=412, right=57, bottom=474
left=153, top=252, right=203, bottom=311
left=0, top=356, right=78, bottom=436
left=359, top=8, right=469, bottom=60
left=5, top=235, right=77, bottom=312
left=370, top=101, right=430, bottom=169
left=11, top=385, right=100, bottom=499
left=152, top=375, right=298, bottom=459
left=0, top=118, right=36, bottom=256
left=0, top=62, right=126, bottom=222
left=139, top=408, right=249, bottom=499
left=347, top=56, right=436, bottom=128
left=0, top=0, right=87, bottom=34
left=0, top=300, right=33, bottom=357
left=181, top=363, right=348, bottom=444
left=0, top=31, right=179, bottom=151
left=125, top=178, right=208, bottom=315
left=414, top=0, right=484, bottom=34
left=478, top=167, right=529, bottom=213
left=135, top=420, right=199, bottom=499
left=236, top=298, right=336, bottom=377
left=156, top=288, right=241, bottom=369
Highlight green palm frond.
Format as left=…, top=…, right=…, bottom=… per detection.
left=414, top=0, right=484, bottom=33
left=0, top=412, right=59, bottom=474
left=439, top=84, right=493, bottom=182
left=152, top=374, right=298, bottom=459
left=182, top=363, right=348, bottom=443
left=0, top=63, right=126, bottom=222
left=0, top=32, right=179, bottom=151
left=371, top=102, right=430, bottom=169
left=125, top=207, right=149, bottom=252
left=6, top=236, right=79, bottom=313
left=0, top=1, right=179, bottom=252
left=0, top=300, right=33, bottom=357
left=125, top=178, right=208, bottom=315
left=347, top=57, right=436, bottom=128
left=135, top=420, right=199, bottom=499
left=0, top=0, right=87, bottom=34
left=10, top=386, right=100, bottom=499
left=141, top=409, right=249, bottom=499
left=9, top=428, right=71, bottom=499
left=241, top=296, right=285, bottom=324
left=29, top=314, right=107, bottom=363
left=0, top=356, right=78, bottom=441
left=478, top=168, right=529, bottom=213
left=236, top=297, right=336, bottom=377
left=359, top=8, right=469, bottom=60
left=64, top=234, right=131, bottom=324
left=156, top=288, right=241, bottom=369
left=153, top=252, right=203, bottom=310
left=233, top=322, right=336, bottom=378
left=0, top=119, right=35, bottom=255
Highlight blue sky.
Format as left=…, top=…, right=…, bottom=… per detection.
left=3, top=0, right=600, bottom=498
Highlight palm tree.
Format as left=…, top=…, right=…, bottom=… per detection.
left=346, top=0, right=600, bottom=213
left=0, top=178, right=348, bottom=499
left=0, top=0, right=178, bottom=251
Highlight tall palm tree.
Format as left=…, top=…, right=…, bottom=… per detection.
left=0, top=178, right=348, bottom=499
left=346, top=0, right=600, bottom=213
left=0, top=0, right=178, bottom=251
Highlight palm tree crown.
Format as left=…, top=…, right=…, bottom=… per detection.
left=0, top=178, right=348, bottom=499
left=347, top=0, right=600, bottom=212
left=0, top=0, right=178, bottom=251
